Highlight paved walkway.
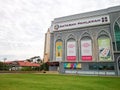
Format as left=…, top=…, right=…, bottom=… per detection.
left=36, top=71, right=59, bottom=74
left=0, top=71, right=59, bottom=74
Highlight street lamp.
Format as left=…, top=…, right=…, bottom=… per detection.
left=3, top=58, right=7, bottom=70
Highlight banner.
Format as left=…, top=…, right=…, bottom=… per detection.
left=56, top=41, right=62, bottom=61
left=81, top=40, right=92, bottom=61
left=98, top=38, right=111, bottom=61
left=64, top=63, right=81, bottom=69
left=67, top=41, right=76, bottom=61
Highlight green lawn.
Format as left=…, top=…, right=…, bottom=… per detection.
left=0, top=74, right=120, bottom=90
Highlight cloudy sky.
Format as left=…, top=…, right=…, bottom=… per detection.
left=0, top=0, right=120, bottom=61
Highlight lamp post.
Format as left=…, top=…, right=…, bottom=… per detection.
left=3, top=58, right=7, bottom=70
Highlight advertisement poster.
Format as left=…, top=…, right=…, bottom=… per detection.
left=81, top=40, right=92, bottom=61
left=56, top=41, right=62, bottom=61
left=67, top=41, right=76, bottom=61
left=64, top=63, right=81, bottom=69
left=98, top=38, right=111, bottom=61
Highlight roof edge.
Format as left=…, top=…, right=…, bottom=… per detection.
left=53, top=5, right=120, bottom=23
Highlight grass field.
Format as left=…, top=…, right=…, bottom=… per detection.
left=0, top=74, right=120, bottom=90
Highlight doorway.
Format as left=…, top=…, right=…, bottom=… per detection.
left=117, top=56, right=120, bottom=75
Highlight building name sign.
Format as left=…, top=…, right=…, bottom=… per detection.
left=54, top=15, right=110, bottom=31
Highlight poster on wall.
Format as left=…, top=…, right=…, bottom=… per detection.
left=64, top=63, right=81, bottom=69
left=81, top=40, right=92, bottom=61
left=67, top=41, right=76, bottom=61
left=98, top=38, right=111, bottom=61
left=56, top=41, right=62, bottom=61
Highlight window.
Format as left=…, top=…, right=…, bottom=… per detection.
left=119, top=64, right=120, bottom=70
left=98, top=64, right=114, bottom=70
left=89, top=64, right=98, bottom=70
left=112, top=42, right=116, bottom=51
left=89, top=63, right=114, bottom=70
left=118, top=60, right=120, bottom=70
left=114, top=18, right=120, bottom=51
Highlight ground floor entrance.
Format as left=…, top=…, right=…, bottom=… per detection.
left=59, top=62, right=116, bottom=76
left=47, top=62, right=59, bottom=71
left=117, top=57, right=120, bottom=75
left=119, top=61, right=120, bottom=75
left=48, top=60, right=120, bottom=76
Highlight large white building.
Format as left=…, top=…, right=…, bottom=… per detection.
left=48, top=5, right=120, bottom=76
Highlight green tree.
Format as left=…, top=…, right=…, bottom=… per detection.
left=0, top=62, right=9, bottom=71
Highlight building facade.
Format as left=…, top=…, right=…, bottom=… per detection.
left=43, top=29, right=50, bottom=63
left=49, top=6, right=120, bottom=75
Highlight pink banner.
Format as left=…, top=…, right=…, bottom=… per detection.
left=82, top=56, right=92, bottom=61
left=67, top=56, right=76, bottom=61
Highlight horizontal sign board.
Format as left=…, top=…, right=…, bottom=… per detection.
left=54, top=15, right=110, bottom=31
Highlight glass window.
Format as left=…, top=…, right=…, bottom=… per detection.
left=89, top=64, right=98, bottom=70
left=119, top=64, right=120, bottom=70
left=118, top=60, right=120, bottom=70
left=106, top=65, right=114, bottom=70
left=98, top=64, right=114, bottom=70
left=112, top=42, right=115, bottom=51
left=114, top=21, right=120, bottom=51
left=89, top=63, right=114, bottom=70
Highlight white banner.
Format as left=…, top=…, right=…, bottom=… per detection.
left=67, top=41, right=76, bottom=61
left=54, top=15, right=110, bottom=31
left=81, top=40, right=92, bottom=61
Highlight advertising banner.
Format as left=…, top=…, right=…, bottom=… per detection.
left=81, top=40, right=92, bottom=61
left=98, top=38, right=111, bottom=61
left=56, top=41, right=62, bottom=61
left=67, top=41, right=76, bottom=61
left=64, top=63, right=81, bottom=69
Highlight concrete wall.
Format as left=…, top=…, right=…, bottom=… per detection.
left=50, top=25, right=113, bottom=62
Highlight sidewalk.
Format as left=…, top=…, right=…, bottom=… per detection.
left=36, top=71, right=59, bottom=74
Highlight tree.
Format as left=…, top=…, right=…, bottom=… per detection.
left=26, top=59, right=31, bottom=62
left=0, top=62, right=4, bottom=70
left=0, top=62, right=9, bottom=71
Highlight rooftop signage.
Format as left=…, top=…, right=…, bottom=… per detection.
left=54, top=15, right=110, bottom=31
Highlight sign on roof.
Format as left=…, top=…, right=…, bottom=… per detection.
left=54, top=15, right=110, bottom=31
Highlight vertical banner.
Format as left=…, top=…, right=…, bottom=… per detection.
left=98, top=38, right=111, bottom=61
left=56, top=41, right=62, bottom=61
left=67, top=41, right=76, bottom=61
left=81, top=40, right=92, bottom=61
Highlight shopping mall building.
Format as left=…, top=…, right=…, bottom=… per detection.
left=48, top=5, right=120, bottom=75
